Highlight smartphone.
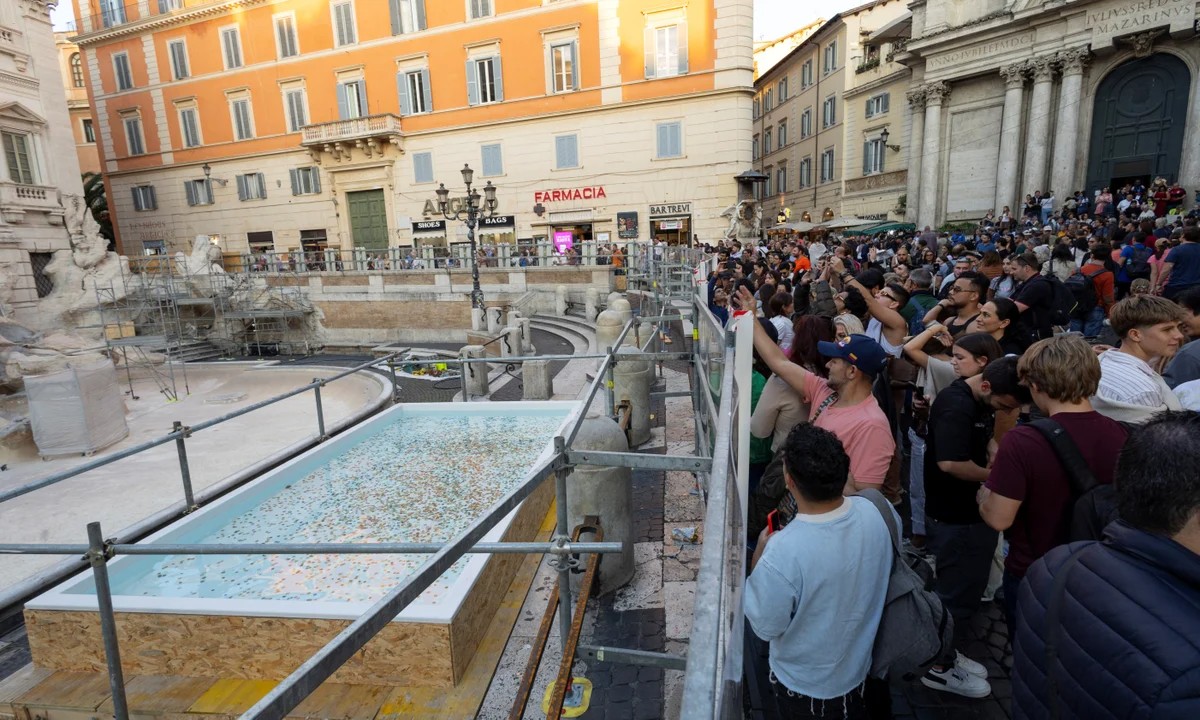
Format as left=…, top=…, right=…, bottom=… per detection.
left=766, top=510, right=780, bottom=534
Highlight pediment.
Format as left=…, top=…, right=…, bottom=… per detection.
left=0, top=101, right=46, bottom=126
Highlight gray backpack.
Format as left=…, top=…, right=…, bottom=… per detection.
left=858, top=489, right=955, bottom=679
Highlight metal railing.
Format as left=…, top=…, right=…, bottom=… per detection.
left=0, top=249, right=750, bottom=719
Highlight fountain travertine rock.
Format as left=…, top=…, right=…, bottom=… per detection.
left=37, top=195, right=128, bottom=334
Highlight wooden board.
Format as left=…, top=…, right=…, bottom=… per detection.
left=96, top=675, right=215, bottom=716
left=13, top=671, right=111, bottom=710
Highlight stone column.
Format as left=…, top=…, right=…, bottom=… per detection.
left=1022, top=55, right=1057, bottom=198
left=918, top=82, right=950, bottom=230
left=904, top=88, right=927, bottom=225
left=1050, top=48, right=1090, bottom=208
left=1181, top=67, right=1200, bottom=209
left=994, top=63, right=1029, bottom=215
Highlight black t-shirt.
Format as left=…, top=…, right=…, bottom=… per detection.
left=1012, top=275, right=1054, bottom=341
left=925, top=379, right=994, bottom=525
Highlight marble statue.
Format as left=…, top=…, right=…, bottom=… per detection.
left=724, top=199, right=763, bottom=242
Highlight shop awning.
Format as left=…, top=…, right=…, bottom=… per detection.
left=819, top=216, right=879, bottom=229
left=843, top=221, right=916, bottom=236
left=770, top=221, right=818, bottom=233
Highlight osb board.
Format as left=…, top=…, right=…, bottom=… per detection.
left=449, top=475, right=553, bottom=682
left=0, top=664, right=52, bottom=706
left=184, top=678, right=390, bottom=719
left=96, top=675, right=214, bottom=715
left=12, top=671, right=111, bottom=710
left=25, top=611, right=454, bottom=687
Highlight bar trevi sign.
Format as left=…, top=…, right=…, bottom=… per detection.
left=1086, top=0, right=1196, bottom=46
left=649, top=202, right=692, bottom=218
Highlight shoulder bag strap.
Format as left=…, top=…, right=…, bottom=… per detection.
left=811, top=391, right=839, bottom=424
left=1028, top=418, right=1098, bottom=495
left=1045, top=545, right=1092, bottom=720
left=856, top=488, right=901, bottom=556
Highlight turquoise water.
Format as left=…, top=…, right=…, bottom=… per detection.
left=77, top=411, right=567, bottom=604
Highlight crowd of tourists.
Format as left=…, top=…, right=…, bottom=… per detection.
left=713, top=213, right=1200, bottom=718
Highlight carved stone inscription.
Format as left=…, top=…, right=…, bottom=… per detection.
left=1086, top=0, right=1195, bottom=47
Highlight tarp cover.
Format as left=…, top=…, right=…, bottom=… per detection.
left=25, top=359, right=128, bottom=457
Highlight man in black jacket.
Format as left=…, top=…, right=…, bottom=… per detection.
left=1012, top=411, right=1200, bottom=719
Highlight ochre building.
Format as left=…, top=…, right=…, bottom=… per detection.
left=72, top=0, right=753, bottom=258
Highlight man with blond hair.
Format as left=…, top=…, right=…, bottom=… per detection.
left=979, top=335, right=1128, bottom=629
left=1092, top=295, right=1187, bottom=423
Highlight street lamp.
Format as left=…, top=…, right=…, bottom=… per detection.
left=880, top=128, right=901, bottom=152
left=434, top=164, right=498, bottom=311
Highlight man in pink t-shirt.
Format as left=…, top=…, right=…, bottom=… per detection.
left=741, top=286, right=894, bottom=491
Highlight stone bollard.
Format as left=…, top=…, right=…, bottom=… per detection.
left=584, top=288, right=599, bottom=322
left=501, top=326, right=522, bottom=357
left=594, top=310, right=623, bottom=375
left=522, top=359, right=553, bottom=400
left=460, top=345, right=488, bottom=398
left=471, top=307, right=485, bottom=332
left=567, top=413, right=634, bottom=595
left=607, top=292, right=623, bottom=309
left=486, top=306, right=503, bottom=334
left=516, top=317, right=533, bottom=353
left=636, top=320, right=657, bottom=350
left=610, top=298, right=633, bottom=340
left=555, top=285, right=568, bottom=316
left=613, top=348, right=653, bottom=446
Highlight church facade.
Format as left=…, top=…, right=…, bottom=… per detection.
left=899, top=0, right=1200, bottom=228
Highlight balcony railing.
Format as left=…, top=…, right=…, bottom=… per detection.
left=300, top=114, right=404, bottom=146
left=0, top=183, right=62, bottom=223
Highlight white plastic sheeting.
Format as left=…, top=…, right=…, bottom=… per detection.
left=25, top=359, right=128, bottom=457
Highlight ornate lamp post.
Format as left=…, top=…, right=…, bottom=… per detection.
left=435, top=164, right=497, bottom=311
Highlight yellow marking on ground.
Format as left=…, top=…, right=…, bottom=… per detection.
left=187, top=679, right=277, bottom=714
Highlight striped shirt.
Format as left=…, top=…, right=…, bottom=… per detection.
left=1096, top=350, right=1175, bottom=408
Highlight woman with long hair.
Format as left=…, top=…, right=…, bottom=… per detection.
left=973, top=297, right=1025, bottom=355
left=1096, top=186, right=1113, bottom=217
left=989, top=255, right=1019, bottom=300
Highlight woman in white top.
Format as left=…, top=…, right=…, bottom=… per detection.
left=768, top=293, right=796, bottom=354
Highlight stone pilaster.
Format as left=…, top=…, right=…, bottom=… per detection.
left=1050, top=48, right=1090, bottom=206
left=918, top=81, right=950, bottom=229
left=904, top=87, right=927, bottom=224
left=994, top=62, right=1029, bottom=215
left=1021, top=54, right=1057, bottom=199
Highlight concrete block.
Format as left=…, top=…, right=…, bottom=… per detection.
left=461, top=344, right=489, bottom=398
left=522, top=359, right=553, bottom=401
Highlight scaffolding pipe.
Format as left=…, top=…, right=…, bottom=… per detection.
left=553, top=437, right=573, bottom=654
left=0, top=541, right=623, bottom=556
left=172, top=421, right=196, bottom=511
left=87, top=522, right=129, bottom=720
left=313, top=380, right=327, bottom=439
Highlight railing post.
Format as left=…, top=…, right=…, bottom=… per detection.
left=87, top=521, right=129, bottom=720
left=313, top=380, right=327, bottom=440
left=604, top=347, right=616, bottom=419
left=387, top=359, right=399, bottom=403
left=552, top=436, right=574, bottom=652
left=172, top=421, right=196, bottom=511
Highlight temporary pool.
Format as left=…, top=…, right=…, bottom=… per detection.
left=25, top=400, right=579, bottom=687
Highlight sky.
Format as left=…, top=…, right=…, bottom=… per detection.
left=53, top=0, right=864, bottom=38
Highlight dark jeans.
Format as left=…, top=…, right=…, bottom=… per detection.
left=1165, top=284, right=1199, bottom=301
left=926, top=518, right=999, bottom=666
left=1001, top=569, right=1022, bottom=641
left=770, top=672, right=868, bottom=720
left=1069, top=306, right=1105, bottom=338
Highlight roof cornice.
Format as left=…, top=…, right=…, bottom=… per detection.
left=71, top=0, right=268, bottom=46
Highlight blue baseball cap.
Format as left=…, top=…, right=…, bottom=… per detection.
left=817, top=334, right=889, bottom=376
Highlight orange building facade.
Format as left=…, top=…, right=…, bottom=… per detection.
left=72, top=0, right=753, bottom=258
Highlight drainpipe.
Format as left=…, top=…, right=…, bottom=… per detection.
left=812, top=40, right=822, bottom=215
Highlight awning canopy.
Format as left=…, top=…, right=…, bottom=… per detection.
left=870, top=12, right=912, bottom=42
left=769, top=221, right=818, bottom=233
left=843, top=221, right=916, bottom=236
left=819, top=217, right=879, bottom=229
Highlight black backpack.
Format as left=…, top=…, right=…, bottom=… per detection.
left=1062, top=267, right=1107, bottom=319
left=1028, top=419, right=1119, bottom=541
left=1043, top=275, right=1077, bottom=328
left=1127, top=245, right=1153, bottom=278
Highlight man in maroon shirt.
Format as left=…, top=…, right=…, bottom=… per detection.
left=977, top=335, right=1128, bottom=629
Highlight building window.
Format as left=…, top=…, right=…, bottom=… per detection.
left=398, top=69, right=431, bottom=115
left=778, top=76, right=788, bottom=101
left=82, top=118, right=95, bottom=143
left=274, top=14, right=299, bottom=58
left=70, top=53, right=84, bottom=87
left=141, top=239, right=166, bottom=255
left=100, top=0, right=126, bottom=28
left=822, top=96, right=836, bottom=128
left=113, top=53, right=133, bottom=91
left=413, top=151, right=433, bottom=183
left=764, top=88, right=773, bottom=112
left=122, top=116, right=145, bottom=156
left=168, top=39, right=189, bottom=80
left=481, top=143, right=503, bottom=176
left=555, top=134, right=579, bottom=169
left=752, top=135, right=759, bottom=161
left=236, top=172, right=267, bottom=201
left=777, top=165, right=787, bottom=194
left=131, top=185, right=157, bottom=211
left=289, top=166, right=321, bottom=195
left=467, top=56, right=503, bottom=105
left=29, top=252, right=54, bottom=298
left=220, top=27, right=243, bottom=70
left=778, top=120, right=787, bottom=148
left=247, top=230, right=274, bottom=252
left=2, top=132, right=36, bottom=184
left=655, top=121, right=682, bottom=159
left=390, top=0, right=426, bottom=34
left=752, top=98, right=760, bottom=119
left=332, top=1, right=357, bottom=47
left=158, top=0, right=184, bottom=12
left=824, top=41, right=838, bottom=74
left=468, top=0, right=493, bottom=19
left=178, top=105, right=201, bottom=147
left=799, top=157, right=811, bottom=188
left=800, top=108, right=812, bottom=138
left=863, top=137, right=886, bottom=175
left=801, top=59, right=812, bottom=88
left=820, top=148, right=835, bottom=183
left=184, top=179, right=213, bottom=206
left=283, top=87, right=308, bottom=132
left=763, top=169, right=772, bottom=197
left=645, top=15, right=687, bottom=79
left=229, top=96, right=254, bottom=140
left=337, top=79, right=367, bottom=119
left=864, top=92, right=890, bottom=119
left=763, top=128, right=772, bottom=154
left=549, top=40, right=579, bottom=93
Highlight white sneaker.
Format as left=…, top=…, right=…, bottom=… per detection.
left=921, top=666, right=992, bottom=699
left=955, top=651, right=988, bottom=679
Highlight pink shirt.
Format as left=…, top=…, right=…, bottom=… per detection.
left=803, top=373, right=895, bottom=486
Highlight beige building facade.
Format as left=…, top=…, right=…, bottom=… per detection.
left=55, top=31, right=100, bottom=176
left=0, top=0, right=85, bottom=322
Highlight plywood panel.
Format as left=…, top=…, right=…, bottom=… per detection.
left=13, top=671, right=111, bottom=710
left=96, top=675, right=215, bottom=715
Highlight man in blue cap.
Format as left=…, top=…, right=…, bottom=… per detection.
left=739, top=285, right=894, bottom=493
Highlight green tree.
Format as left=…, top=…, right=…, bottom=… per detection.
left=82, top=172, right=114, bottom=251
